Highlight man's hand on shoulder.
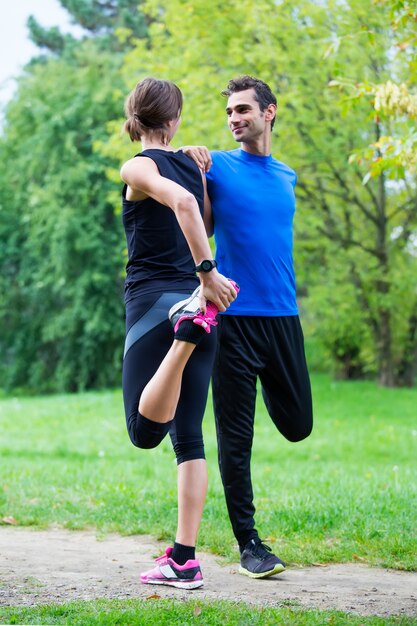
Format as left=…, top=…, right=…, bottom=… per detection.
left=181, top=146, right=212, bottom=172
left=198, top=270, right=238, bottom=313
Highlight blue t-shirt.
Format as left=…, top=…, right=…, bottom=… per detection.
left=206, top=148, right=298, bottom=316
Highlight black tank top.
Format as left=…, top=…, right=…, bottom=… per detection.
left=122, top=149, right=202, bottom=301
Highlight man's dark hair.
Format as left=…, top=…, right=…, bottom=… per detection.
left=221, top=75, right=277, bottom=130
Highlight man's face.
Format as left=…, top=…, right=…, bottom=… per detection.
left=225, top=88, right=272, bottom=144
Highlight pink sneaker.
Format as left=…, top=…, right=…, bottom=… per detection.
left=193, top=280, right=240, bottom=332
left=140, top=547, right=204, bottom=589
left=168, top=280, right=240, bottom=335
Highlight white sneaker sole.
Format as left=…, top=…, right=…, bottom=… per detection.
left=168, top=287, right=201, bottom=321
left=142, top=578, right=204, bottom=589
left=238, top=562, right=285, bottom=579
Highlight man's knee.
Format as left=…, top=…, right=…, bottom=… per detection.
left=217, top=429, right=253, bottom=454
left=283, top=408, right=313, bottom=442
left=266, top=400, right=313, bottom=442
left=285, top=419, right=313, bottom=442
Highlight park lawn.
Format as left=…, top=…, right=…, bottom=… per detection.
left=0, top=599, right=415, bottom=626
left=0, top=374, right=416, bottom=570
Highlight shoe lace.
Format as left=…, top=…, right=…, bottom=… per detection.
left=251, top=539, right=272, bottom=560
left=155, top=548, right=171, bottom=564
left=201, top=315, right=218, bottom=328
left=193, top=313, right=218, bottom=330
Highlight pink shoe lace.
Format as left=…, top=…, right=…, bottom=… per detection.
left=154, top=546, right=173, bottom=565
left=193, top=280, right=240, bottom=334
left=192, top=301, right=219, bottom=333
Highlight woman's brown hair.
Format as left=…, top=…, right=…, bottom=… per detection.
left=124, top=77, right=183, bottom=143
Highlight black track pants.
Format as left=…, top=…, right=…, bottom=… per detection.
left=212, top=314, right=313, bottom=547
left=122, top=291, right=217, bottom=464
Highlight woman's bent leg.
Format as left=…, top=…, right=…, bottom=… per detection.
left=138, top=340, right=196, bottom=423
left=123, top=291, right=198, bottom=448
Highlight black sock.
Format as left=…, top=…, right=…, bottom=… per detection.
left=174, top=319, right=205, bottom=345
left=171, top=542, right=195, bottom=565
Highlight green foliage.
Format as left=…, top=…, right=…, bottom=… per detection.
left=0, top=42, right=126, bottom=392
left=28, top=0, right=148, bottom=52
left=1, top=376, right=416, bottom=570
left=27, top=15, right=69, bottom=53
left=59, top=0, right=149, bottom=36
left=0, top=0, right=154, bottom=393
left=105, top=0, right=417, bottom=386
left=1, top=0, right=416, bottom=391
left=321, top=0, right=417, bottom=385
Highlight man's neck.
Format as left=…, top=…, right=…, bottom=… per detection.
left=240, top=135, right=271, bottom=157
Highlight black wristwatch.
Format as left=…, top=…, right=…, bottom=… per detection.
left=195, top=259, right=218, bottom=273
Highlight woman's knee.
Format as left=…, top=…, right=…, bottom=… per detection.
left=127, top=411, right=171, bottom=449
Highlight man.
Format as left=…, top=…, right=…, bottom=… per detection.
left=186, top=75, right=313, bottom=579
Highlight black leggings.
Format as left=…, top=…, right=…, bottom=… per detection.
left=122, top=291, right=216, bottom=465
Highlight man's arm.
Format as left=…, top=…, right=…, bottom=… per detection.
left=201, top=173, right=214, bottom=237
left=120, top=157, right=235, bottom=311
left=183, top=146, right=214, bottom=236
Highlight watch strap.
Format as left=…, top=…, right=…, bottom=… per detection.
left=195, top=259, right=217, bottom=273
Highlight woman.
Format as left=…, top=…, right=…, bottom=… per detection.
left=120, top=77, right=238, bottom=590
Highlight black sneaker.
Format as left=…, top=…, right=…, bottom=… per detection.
left=239, top=538, right=286, bottom=579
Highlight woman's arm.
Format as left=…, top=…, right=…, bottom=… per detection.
left=120, top=157, right=235, bottom=311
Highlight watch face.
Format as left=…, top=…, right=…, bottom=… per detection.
left=202, top=260, right=212, bottom=271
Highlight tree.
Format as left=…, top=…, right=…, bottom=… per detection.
left=27, top=0, right=148, bottom=52
left=105, top=0, right=417, bottom=386
left=2, top=0, right=415, bottom=390
left=0, top=44, right=127, bottom=391
left=324, top=0, right=417, bottom=385
left=0, top=1, right=150, bottom=392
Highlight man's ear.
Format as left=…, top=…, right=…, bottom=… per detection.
left=265, top=103, right=277, bottom=123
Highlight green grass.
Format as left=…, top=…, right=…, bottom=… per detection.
left=0, top=374, right=416, bottom=570
left=0, top=599, right=415, bottom=626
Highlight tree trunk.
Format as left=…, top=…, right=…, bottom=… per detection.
left=374, top=120, right=396, bottom=387
left=397, top=308, right=417, bottom=387
left=377, top=307, right=395, bottom=387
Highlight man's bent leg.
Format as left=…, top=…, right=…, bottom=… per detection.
left=260, top=316, right=313, bottom=442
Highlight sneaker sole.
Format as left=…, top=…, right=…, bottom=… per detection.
left=168, top=289, right=201, bottom=321
left=238, top=563, right=285, bottom=579
left=141, top=578, right=204, bottom=589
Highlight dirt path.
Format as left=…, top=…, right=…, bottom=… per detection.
left=0, top=527, right=416, bottom=618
